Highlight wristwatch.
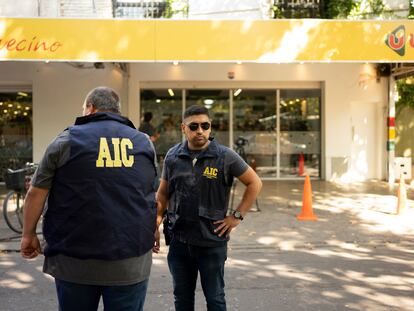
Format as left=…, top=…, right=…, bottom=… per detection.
left=232, top=210, right=244, bottom=221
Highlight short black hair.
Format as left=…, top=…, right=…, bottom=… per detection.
left=183, top=105, right=210, bottom=120
left=143, top=112, right=153, bottom=122
left=85, top=87, right=120, bottom=114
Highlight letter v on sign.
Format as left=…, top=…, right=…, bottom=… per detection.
left=385, top=25, right=405, bottom=56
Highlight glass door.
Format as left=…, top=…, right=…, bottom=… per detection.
left=279, top=89, right=321, bottom=178
left=233, top=90, right=277, bottom=178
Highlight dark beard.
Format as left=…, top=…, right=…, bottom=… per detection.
left=190, top=135, right=208, bottom=148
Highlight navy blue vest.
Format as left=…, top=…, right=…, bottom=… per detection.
left=165, top=139, right=234, bottom=246
left=43, top=112, right=157, bottom=260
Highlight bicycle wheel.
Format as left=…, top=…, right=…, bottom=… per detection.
left=3, top=190, right=24, bottom=234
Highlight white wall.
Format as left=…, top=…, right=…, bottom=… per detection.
left=0, top=61, right=126, bottom=162
left=0, top=0, right=39, bottom=17
left=128, top=62, right=388, bottom=181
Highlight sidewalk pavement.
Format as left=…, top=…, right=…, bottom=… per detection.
left=1, top=180, right=414, bottom=311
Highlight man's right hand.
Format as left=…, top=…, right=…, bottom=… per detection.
left=20, top=234, right=42, bottom=259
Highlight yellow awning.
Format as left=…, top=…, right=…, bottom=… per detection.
left=0, top=18, right=413, bottom=62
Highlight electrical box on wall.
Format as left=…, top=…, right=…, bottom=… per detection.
left=394, top=157, right=412, bottom=180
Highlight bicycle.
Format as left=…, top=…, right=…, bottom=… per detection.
left=2, top=163, right=37, bottom=234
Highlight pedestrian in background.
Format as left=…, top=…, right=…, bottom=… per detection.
left=20, top=86, right=157, bottom=311
left=139, top=111, right=160, bottom=142
left=154, top=105, right=262, bottom=311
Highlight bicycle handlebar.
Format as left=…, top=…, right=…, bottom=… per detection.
left=6, top=163, right=38, bottom=174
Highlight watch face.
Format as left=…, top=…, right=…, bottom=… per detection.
left=233, top=211, right=242, bottom=220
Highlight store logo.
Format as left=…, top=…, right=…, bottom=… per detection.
left=0, top=36, right=62, bottom=53
left=203, top=166, right=218, bottom=179
left=385, top=25, right=413, bottom=56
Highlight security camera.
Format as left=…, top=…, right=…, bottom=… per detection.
left=94, top=62, right=105, bottom=69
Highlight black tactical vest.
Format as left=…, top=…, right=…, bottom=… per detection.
left=165, top=139, right=234, bottom=246
left=43, top=112, right=157, bottom=260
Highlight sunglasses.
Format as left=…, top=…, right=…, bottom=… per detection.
left=186, top=122, right=211, bottom=131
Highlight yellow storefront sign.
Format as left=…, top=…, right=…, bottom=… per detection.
left=1, top=18, right=414, bottom=62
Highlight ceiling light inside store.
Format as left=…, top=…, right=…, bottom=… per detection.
left=168, top=89, right=175, bottom=96
left=0, top=102, right=2, bottom=105
left=173, top=61, right=179, bottom=66
left=204, top=99, right=214, bottom=105
left=156, top=99, right=161, bottom=103
left=18, top=92, right=28, bottom=97
left=25, top=107, right=30, bottom=110
left=23, top=112, right=28, bottom=116
left=259, top=115, right=276, bottom=122
left=233, top=89, right=242, bottom=97
left=3, top=109, right=7, bottom=113
left=8, top=104, right=12, bottom=107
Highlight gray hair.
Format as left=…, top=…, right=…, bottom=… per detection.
left=85, top=87, right=121, bottom=114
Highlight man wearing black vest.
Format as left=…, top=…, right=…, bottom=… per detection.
left=154, top=105, right=262, bottom=311
left=20, top=87, right=157, bottom=311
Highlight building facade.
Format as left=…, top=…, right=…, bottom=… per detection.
left=0, top=0, right=410, bottom=182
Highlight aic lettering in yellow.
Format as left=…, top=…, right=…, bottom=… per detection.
left=203, top=167, right=218, bottom=179
left=96, top=137, right=134, bottom=167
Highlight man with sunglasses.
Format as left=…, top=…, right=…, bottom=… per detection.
left=154, top=105, right=262, bottom=311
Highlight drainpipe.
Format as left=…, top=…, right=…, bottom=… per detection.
left=388, top=77, right=396, bottom=185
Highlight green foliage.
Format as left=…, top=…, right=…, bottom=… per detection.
left=271, top=5, right=284, bottom=19
left=163, top=0, right=188, bottom=18
left=163, top=0, right=173, bottom=18
left=349, top=0, right=385, bottom=19
left=409, top=0, right=414, bottom=19
left=272, top=0, right=392, bottom=19
left=325, top=0, right=356, bottom=18
left=396, top=79, right=414, bottom=112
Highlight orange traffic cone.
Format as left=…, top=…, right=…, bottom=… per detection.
left=396, top=173, right=407, bottom=215
left=298, top=153, right=304, bottom=176
left=297, top=175, right=317, bottom=221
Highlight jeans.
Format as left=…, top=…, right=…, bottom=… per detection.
left=167, top=239, right=227, bottom=311
left=54, top=278, right=148, bottom=311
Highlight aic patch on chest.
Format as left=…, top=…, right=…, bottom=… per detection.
left=202, top=166, right=218, bottom=179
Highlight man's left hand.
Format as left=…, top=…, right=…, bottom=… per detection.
left=213, top=216, right=241, bottom=237
left=153, top=228, right=160, bottom=253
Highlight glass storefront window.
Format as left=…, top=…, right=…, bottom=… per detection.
left=0, top=92, right=33, bottom=180
left=140, top=89, right=182, bottom=158
left=139, top=87, right=321, bottom=179
left=280, top=89, right=321, bottom=178
left=186, top=89, right=229, bottom=147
